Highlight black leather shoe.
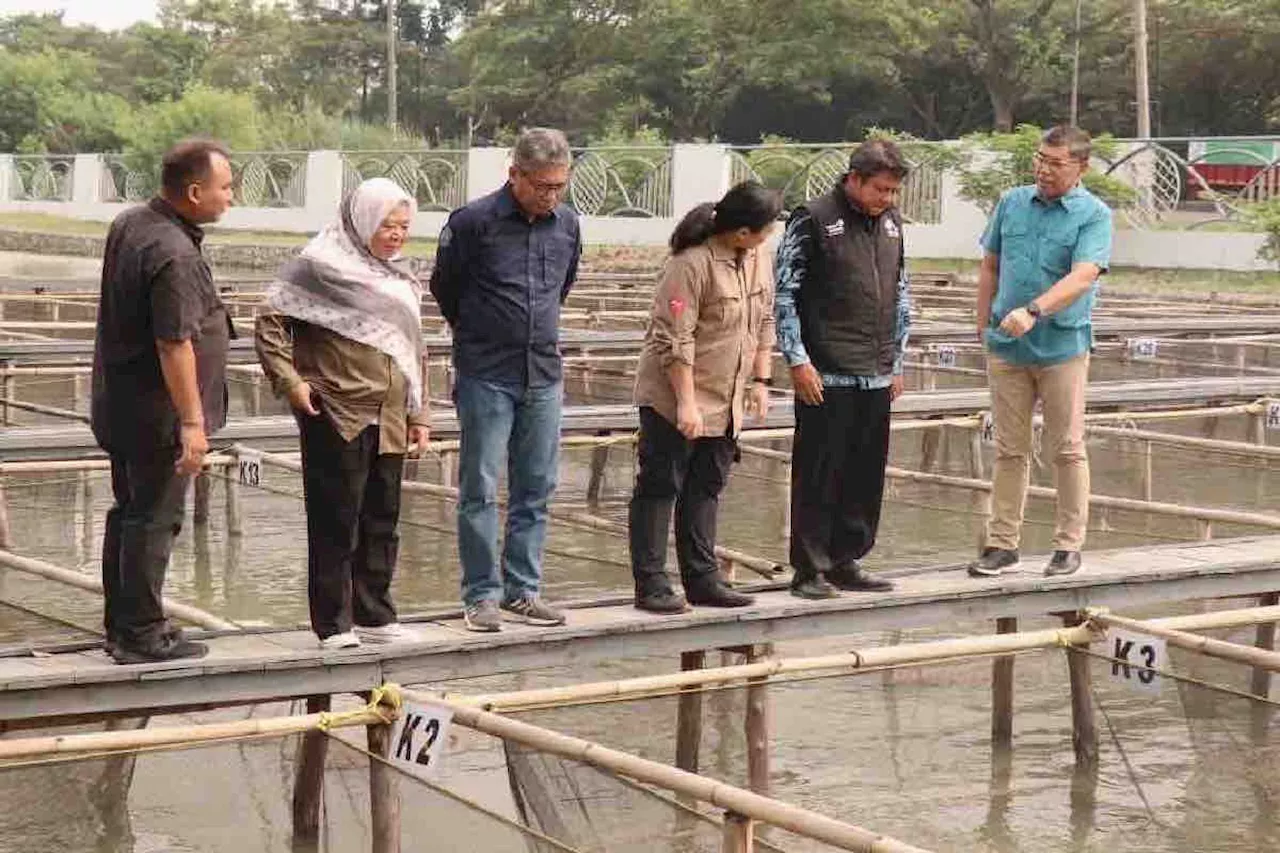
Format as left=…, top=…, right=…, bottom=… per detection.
left=790, top=575, right=838, bottom=600
left=685, top=580, right=755, bottom=608
left=967, top=547, right=1020, bottom=578
left=635, top=586, right=690, bottom=614
left=110, top=636, right=209, bottom=665
left=826, top=564, right=894, bottom=592
left=1044, top=550, right=1082, bottom=577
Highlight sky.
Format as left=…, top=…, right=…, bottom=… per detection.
left=0, top=0, right=158, bottom=29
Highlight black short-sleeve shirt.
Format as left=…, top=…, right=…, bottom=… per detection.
left=91, top=198, right=232, bottom=456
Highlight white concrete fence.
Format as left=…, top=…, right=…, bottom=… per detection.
left=0, top=145, right=1272, bottom=271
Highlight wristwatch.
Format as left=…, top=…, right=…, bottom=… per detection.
left=752, top=376, right=773, bottom=387
left=1025, top=301, right=1043, bottom=322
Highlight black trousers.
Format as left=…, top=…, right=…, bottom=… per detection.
left=790, top=386, right=892, bottom=581
left=102, top=452, right=191, bottom=649
left=299, top=416, right=402, bottom=639
left=628, top=407, right=736, bottom=591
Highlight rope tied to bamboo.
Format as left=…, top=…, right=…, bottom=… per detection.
left=317, top=682, right=402, bottom=731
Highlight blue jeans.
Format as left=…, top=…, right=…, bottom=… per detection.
left=455, top=373, right=562, bottom=605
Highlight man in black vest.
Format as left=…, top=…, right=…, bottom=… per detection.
left=774, top=141, right=910, bottom=599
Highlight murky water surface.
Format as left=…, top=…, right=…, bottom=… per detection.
left=0, top=254, right=1277, bottom=852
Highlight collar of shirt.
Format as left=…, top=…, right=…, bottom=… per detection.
left=148, top=196, right=206, bottom=248
left=495, top=182, right=565, bottom=224
left=830, top=184, right=887, bottom=229
left=1033, top=182, right=1087, bottom=211
left=706, top=239, right=746, bottom=267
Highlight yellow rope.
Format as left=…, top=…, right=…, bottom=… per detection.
left=317, top=683, right=402, bottom=731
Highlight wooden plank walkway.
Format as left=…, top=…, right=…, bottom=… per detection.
left=1, top=375, right=1277, bottom=460
left=1, top=535, right=1278, bottom=725
left=4, top=315, right=1280, bottom=366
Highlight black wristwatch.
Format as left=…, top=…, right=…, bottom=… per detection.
left=752, top=375, right=773, bottom=387
left=1025, top=301, right=1043, bottom=322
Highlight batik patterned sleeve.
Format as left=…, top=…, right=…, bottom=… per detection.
left=773, top=210, right=814, bottom=368
left=892, top=264, right=912, bottom=376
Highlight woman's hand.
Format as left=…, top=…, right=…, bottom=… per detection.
left=746, top=382, right=770, bottom=420
left=676, top=400, right=704, bottom=440
left=287, top=380, right=320, bottom=416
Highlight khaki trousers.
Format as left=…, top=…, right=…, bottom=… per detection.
left=985, top=353, right=1090, bottom=552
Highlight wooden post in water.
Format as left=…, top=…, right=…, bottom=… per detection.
left=193, top=472, right=211, bottom=525
left=1062, top=613, right=1098, bottom=765
left=991, top=617, right=1017, bottom=747
left=721, top=811, right=754, bottom=853
left=675, top=650, right=706, bottom=774
left=745, top=644, right=774, bottom=797
left=0, top=365, right=11, bottom=425
left=439, top=450, right=455, bottom=488
left=1251, top=592, right=1280, bottom=699
left=292, top=695, right=331, bottom=843
left=920, top=425, right=940, bottom=472
left=367, top=719, right=401, bottom=853
left=968, top=426, right=985, bottom=480
left=587, top=441, right=610, bottom=509
left=224, top=460, right=243, bottom=537
left=1141, top=440, right=1154, bottom=502
left=1252, top=411, right=1267, bottom=446
left=0, top=481, right=12, bottom=549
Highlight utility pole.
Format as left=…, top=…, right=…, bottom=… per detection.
left=1069, top=0, right=1083, bottom=126
left=387, top=0, right=399, bottom=132
left=1133, top=0, right=1151, bottom=139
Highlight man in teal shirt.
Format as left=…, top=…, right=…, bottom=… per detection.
left=969, top=125, right=1113, bottom=579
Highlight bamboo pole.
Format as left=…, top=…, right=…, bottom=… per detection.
left=885, top=466, right=1280, bottom=531
left=1062, top=613, right=1098, bottom=766
left=991, top=617, right=1017, bottom=747
left=745, top=644, right=773, bottom=797
left=1252, top=592, right=1279, bottom=699
left=0, top=396, right=89, bottom=423
left=0, top=483, right=12, bottom=549
left=416, top=692, right=934, bottom=853
left=450, top=623, right=1100, bottom=712
left=367, top=720, right=401, bottom=853
left=0, top=549, right=237, bottom=631
left=292, top=695, right=331, bottom=842
left=676, top=651, right=705, bottom=774
left=0, top=703, right=386, bottom=760
left=1090, top=609, right=1280, bottom=673
left=1090, top=423, right=1280, bottom=461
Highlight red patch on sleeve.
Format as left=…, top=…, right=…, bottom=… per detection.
left=669, top=298, right=685, bottom=316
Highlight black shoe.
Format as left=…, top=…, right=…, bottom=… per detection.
left=826, top=564, right=894, bottom=592
left=1044, top=550, right=1082, bottom=577
left=790, top=575, right=838, bottom=600
left=635, top=585, right=690, bottom=614
left=967, top=547, right=1019, bottom=578
left=685, top=580, right=755, bottom=608
left=110, top=636, right=209, bottom=665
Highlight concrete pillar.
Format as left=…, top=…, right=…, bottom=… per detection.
left=72, top=154, right=103, bottom=204
left=304, top=151, right=345, bottom=230
left=670, top=144, right=730, bottom=219
left=0, top=154, right=12, bottom=201
left=466, top=147, right=510, bottom=202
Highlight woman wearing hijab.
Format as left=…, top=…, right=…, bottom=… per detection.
left=255, top=177, right=428, bottom=650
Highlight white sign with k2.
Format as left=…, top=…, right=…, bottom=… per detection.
left=389, top=699, right=454, bottom=779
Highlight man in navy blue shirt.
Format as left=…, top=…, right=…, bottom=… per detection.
left=430, top=127, right=581, bottom=632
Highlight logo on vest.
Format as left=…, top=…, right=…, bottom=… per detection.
left=883, top=218, right=900, bottom=239
left=824, top=219, right=846, bottom=237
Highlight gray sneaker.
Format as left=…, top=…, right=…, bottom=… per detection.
left=463, top=599, right=502, bottom=633
left=501, top=596, right=567, bottom=627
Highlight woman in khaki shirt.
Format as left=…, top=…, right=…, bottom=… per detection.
left=255, top=178, right=429, bottom=650
left=630, top=181, right=782, bottom=613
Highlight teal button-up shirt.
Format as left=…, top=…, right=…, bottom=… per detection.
left=980, top=183, right=1113, bottom=365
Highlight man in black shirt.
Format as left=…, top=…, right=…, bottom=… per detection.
left=91, top=138, right=234, bottom=664
left=430, top=127, right=581, bottom=633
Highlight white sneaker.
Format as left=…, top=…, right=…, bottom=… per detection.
left=354, top=622, right=418, bottom=644
left=319, top=631, right=361, bottom=650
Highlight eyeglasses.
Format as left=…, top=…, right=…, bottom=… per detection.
left=519, top=170, right=569, bottom=195
left=1032, top=151, right=1081, bottom=172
